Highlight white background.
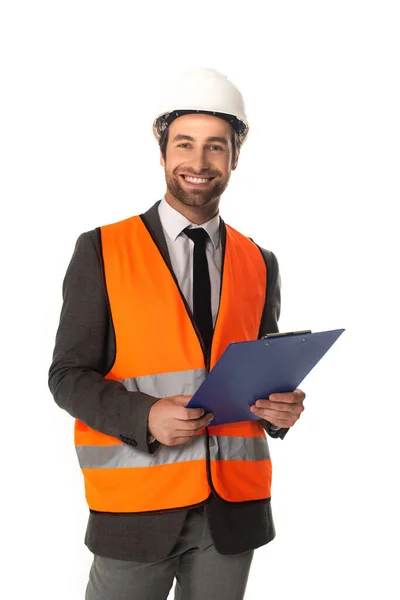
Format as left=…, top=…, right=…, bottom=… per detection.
left=1, top=1, right=399, bottom=599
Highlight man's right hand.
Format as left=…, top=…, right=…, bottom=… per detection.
left=148, top=395, right=214, bottom=447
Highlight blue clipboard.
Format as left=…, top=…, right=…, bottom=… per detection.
left=187, top=328, right=345, bottom=425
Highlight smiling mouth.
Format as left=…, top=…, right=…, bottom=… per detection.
left=179, top=175, right=215, bottom=186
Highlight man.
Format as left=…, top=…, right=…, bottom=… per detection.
left=49, top=67, right=305, bottom=600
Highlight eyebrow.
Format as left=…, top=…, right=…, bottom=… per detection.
left=172, top=134, right=228, bottom=145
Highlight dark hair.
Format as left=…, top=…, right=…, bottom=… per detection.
left=159, top=127, right=242, bottom=166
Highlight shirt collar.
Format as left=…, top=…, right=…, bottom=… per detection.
left=158, top=196, right=221, bottom=250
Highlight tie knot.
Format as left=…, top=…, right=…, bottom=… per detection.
left=183, top=227, right=209, bottom=246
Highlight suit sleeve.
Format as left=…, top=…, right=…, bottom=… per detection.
left=48, top=231, right=161, bottom=454
left=257, top=247, right=289, bottom=441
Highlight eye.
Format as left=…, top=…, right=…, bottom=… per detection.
left=209, top=145, right=224, bottom=151
left=177, top=143, right=191, bottom=148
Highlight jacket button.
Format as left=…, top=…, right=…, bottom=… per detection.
left=120, top=435, right=137, bottom=446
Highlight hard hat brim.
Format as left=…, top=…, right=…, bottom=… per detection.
left=153, top=109, right=249, bottom=142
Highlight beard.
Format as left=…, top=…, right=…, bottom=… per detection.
left=165, top=167, right=231, bottom=208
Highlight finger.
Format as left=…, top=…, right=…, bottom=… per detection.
left=173, top=420, right=211, bottom=437
left=172, top=395, right=195, bottom=407
left=176, top=413, right=214, bottom=431
left=171, top=436, right=192, bottom=446
left=270, top=405, right=303, bottom=417
left=251, top=406, right=302, bottom=421
left=250, top=406, right=290, bottom=427
left=255, top=400, right=304, bottom=414
left=268, top=390, right=305, bottom=404
left=174, top=426, right=206, bottom=437
left=253, top=415, right=297, bottom=428
left=178, top=406, right=206, bottom=420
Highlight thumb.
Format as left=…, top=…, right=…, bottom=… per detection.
left=171, top=394, right=194, bottom=407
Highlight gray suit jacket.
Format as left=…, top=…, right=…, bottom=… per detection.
left=48, top=200, right=288, bottom=561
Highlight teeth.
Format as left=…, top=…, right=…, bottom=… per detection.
left=184, top=176, right=210, bottom=184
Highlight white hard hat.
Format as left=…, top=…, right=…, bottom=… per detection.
left=152, top=67, right=249, bottom=144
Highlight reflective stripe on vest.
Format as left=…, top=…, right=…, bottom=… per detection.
left=120, top=368, right=206, bottom=397
left=74, top=215, right=271, bottom=512
left=76, top=434, right=270, bottom=469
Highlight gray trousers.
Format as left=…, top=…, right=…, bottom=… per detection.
left=85, top=507, right=254, bottom=600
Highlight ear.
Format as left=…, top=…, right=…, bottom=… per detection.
left=232, top=149, right=240, bottom=171
left=160, top=151, right=165, bottom=168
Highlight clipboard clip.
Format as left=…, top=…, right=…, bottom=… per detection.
left=262, top=329, right=312, bottom=339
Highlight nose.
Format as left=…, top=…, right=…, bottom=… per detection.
left=190, top=149, right=210, bottom=173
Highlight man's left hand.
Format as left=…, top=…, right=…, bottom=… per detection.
left=250, top=389, right=306, bottom=428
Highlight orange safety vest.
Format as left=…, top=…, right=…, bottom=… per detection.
left=74, top=215, right=272, bottom=513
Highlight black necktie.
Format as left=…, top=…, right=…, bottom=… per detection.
left=183, top=227, right=213, bottom=356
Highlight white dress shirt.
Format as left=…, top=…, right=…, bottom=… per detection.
left=158, top=196, right=222, bottom=326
